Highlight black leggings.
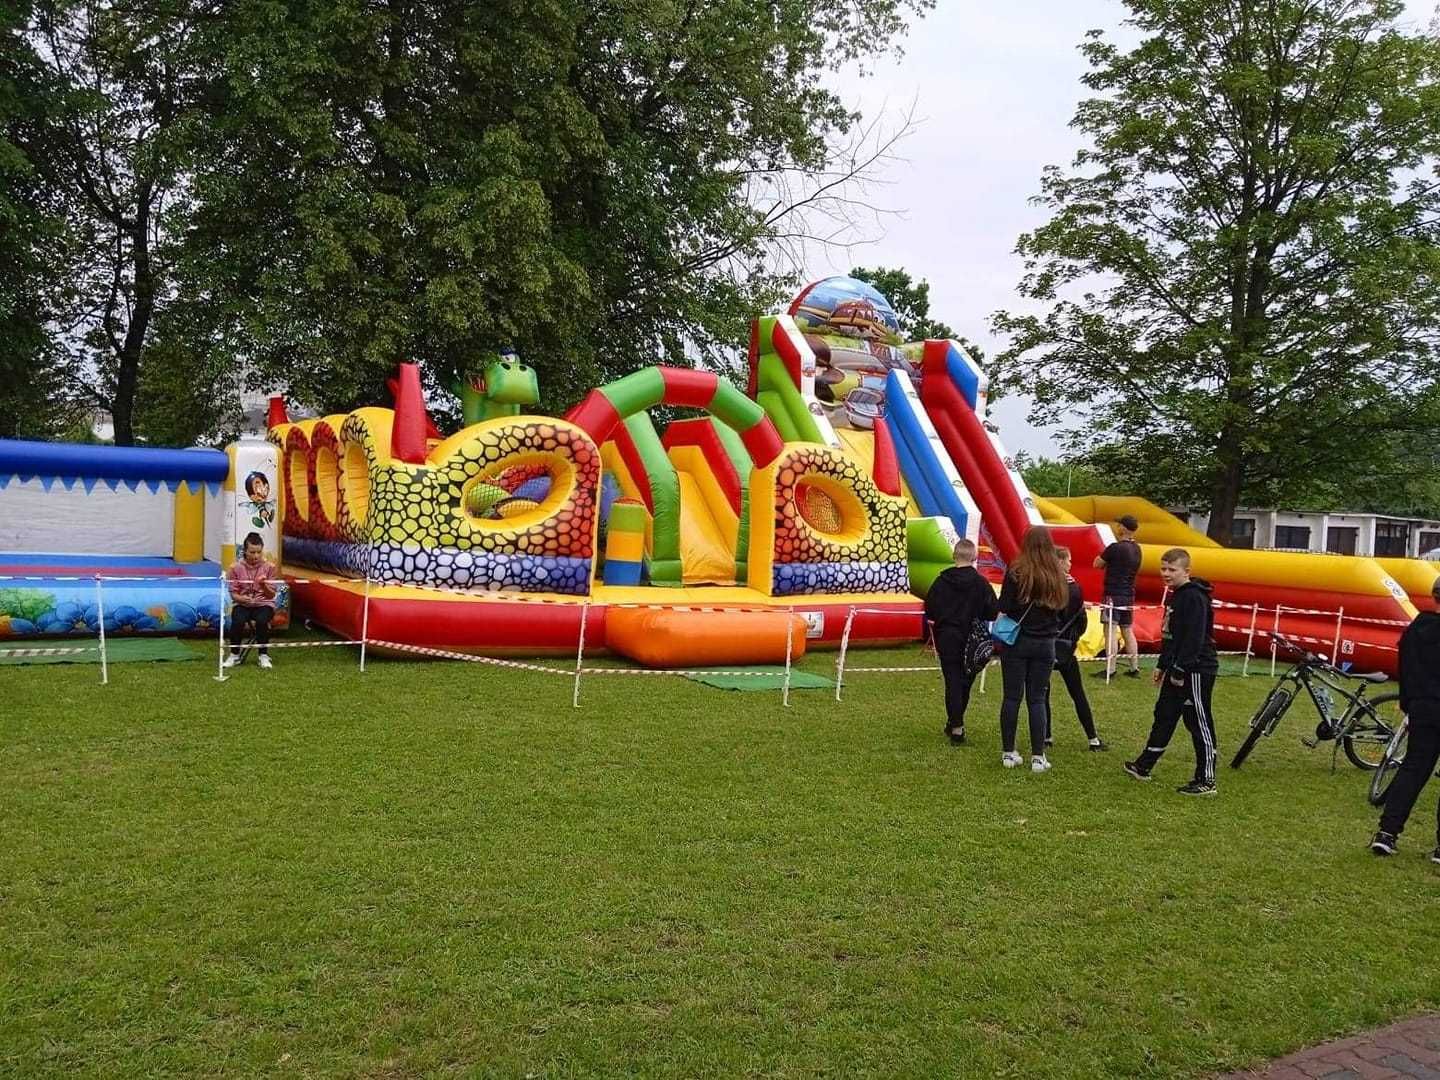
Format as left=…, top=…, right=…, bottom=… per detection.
left=230, top=604, right=273, bottom=655
left=1046, top=650, right=1098, bottom=741
left=999, top=634, right=1055, bottom=755
left=1380, top=715, right=1440, bottom=841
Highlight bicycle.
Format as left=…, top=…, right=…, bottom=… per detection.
left=1230, top=633, right=1402, bottom=771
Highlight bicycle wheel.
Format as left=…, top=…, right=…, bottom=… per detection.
left=1368, top=715, right=1409, bottom=807
left=1231, top=686, right=1294, bottom=769
left=1343, top=692, right=1403, bottom=771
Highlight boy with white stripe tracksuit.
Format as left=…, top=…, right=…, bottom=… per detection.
left=1124, top=548, right=1220, bottom=795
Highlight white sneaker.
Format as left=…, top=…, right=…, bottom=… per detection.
left=1001, top=751, right=1023, bottom=768
left=257, top=655, right=273, bottom=670
left=223, top=653, right=240, bottom=668
left=1031, top=755, right=1052, bottom=773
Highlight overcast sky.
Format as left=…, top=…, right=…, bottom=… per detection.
left=812, top=0, right=1436, bottom=456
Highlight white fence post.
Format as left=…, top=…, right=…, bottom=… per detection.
left=782, top=606, right=794, bottom=708
left=1270, top=605, right=1283, bottom=677
left=1104, top=601, right=1116, bottom=683
left=359, top=573, right=373, bottom=673
left=1242, top=602, right=1259, bottom=677
left=94, top=576, right=108, bottom=686
left=214, top=572, right=228, bottom=682
left=834, top=605, right=857, bottom=702
left=572, top=601, right=590, bottom=708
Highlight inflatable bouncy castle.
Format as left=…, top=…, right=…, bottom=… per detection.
left=0, top=438, right=289, bottom=639
left=271, top=355, right=921, bottom=667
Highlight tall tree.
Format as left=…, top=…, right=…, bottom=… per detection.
left=993, top=0, right=1440, bottom=542
left=849, top=264, right=985, bottom=358
left=28, top=0, right=219, bottom=445
left=183, top=0, right=931, bottom=419
left=0, top=1, right=75, bottom=438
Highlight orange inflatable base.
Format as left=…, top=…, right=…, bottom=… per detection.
left=287, top=571, right=922, bottom=664
left=604, top=607, right=807, bottom=668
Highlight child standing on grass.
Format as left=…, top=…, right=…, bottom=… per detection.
left=1045, top=547, right=1108, bottom=752
left=924, top=537, right=998, bottom=745
left=1370, top=577, right=1440, bottom=861
left=1124, top=548, right=1219, bottom=795
left=996, top=526, right=1068, bottom=773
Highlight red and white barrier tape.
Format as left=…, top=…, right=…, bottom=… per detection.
left=0, top=644, right=99, bottom=658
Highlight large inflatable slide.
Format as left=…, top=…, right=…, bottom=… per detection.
left=0, top=275, right=1422, bottom=674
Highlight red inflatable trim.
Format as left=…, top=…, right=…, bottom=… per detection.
left=662, top=418, right=742, bottom=514
left=871, top=417, right=901, bottom=497
left=739, top=417, right=785, bottom=468
left=389, top=362, right=431, bottom=465
left=610, top=422, right=653, bottom=511
left=266, top=396, right=290, bottom=429
left=660, top=367, right=720, bottom=409
left=566, top=389, right=623, bottom=446
left=770, top=320, right=804, bottom=392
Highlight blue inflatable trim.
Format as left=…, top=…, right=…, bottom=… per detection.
left=0, top=439, right=229, bottom=484
left=942, top=341, right=983, bottom=411
left=883, top=372, right=971, bottom=538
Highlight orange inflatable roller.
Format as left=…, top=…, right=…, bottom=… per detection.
left=604, top=607, right=808, bottom=668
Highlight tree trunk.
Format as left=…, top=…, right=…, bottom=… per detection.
left=110, top=188, right=155, bottom=446
left=1206, top=452, right=1244, bottom=545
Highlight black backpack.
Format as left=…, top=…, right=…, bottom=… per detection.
left=962, top=617, right=996, bottom=676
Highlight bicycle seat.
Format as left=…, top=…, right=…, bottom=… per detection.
left=1352, top=671, right=1390, bottom=684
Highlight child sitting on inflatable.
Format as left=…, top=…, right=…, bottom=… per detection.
left=225, top=532, right=279, bottom=670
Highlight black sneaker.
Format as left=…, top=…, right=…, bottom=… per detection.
left=1176, top=779, right=1217, bottom=796
left=947, top=727, right=966, bottom=746
left=1125, top=669, right=1142, bottom=679
left=1124, top=761, right=1151, bottom=781
left=1370, top=830, right=1398, bottom=856
left=1430, top=846, right=1440, bottom=865
left=1092, top=669, right=1115, bottom=679
left=1088, top=739, right=1110, bottom=752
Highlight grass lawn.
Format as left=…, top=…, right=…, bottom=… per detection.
left=2, top=640, right=1438, bottom=1078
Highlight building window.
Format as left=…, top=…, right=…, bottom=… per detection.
left=1419, top=530, right=1440, bottom=555
left=1375, top=521, right=1410, bottom=557
left=1327, top=527, right=1358, bottom=555
left=1230, top=518, right=1256, bottom=549
left=1274, top=525, right=1310, bottom=550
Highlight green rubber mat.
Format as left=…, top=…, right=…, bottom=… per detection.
left=681, top=666, right=834, bottom=691
left=0, top=637, right=202, bottom=666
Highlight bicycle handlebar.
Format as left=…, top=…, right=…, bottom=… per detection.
left=1271, top=633, right=1389, bottom=683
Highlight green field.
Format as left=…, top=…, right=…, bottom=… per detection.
left=2, top=642, right=1437, bottom=1077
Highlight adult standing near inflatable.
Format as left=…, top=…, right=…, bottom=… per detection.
left=1094, top=513, right=1143, bottom=679
left=996, top=527, right=1069, bottom=772
left=1371, top=578, right=1440, bottom=860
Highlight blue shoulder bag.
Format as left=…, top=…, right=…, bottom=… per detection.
left=991, top=604, right=1033, bottom=646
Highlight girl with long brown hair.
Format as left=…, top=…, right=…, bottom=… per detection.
left=996, top=526, right=1068, bottom=771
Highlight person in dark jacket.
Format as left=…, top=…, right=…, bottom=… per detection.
left=1045, top=547, right=1108, bottom=751
left=1124, top=548, right=1220, bottom=795
left=1370, top=578, right=1440, bottom=860
left=924, top=537, right=998, bottom=745
left=996, top=526, right=1069, bottom=772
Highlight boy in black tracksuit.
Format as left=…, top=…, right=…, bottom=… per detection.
left=1124, top=548, right=1220, bottom=795
left=1370, top=579, right=1440, bottom=860
left=925, top=537, right=998, bottom=745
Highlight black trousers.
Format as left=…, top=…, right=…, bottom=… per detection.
left=1000, top=634, right=1055, bottom=755
left=1379, top=713, right=1440, bottom=841
left=935, top=630, right=976, bottom=734
left=1136, top=671, right=1217, bottom=782
left=1046, top=649, right=1098, bottom=741
left=231, top=604, right=273, bottom=655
